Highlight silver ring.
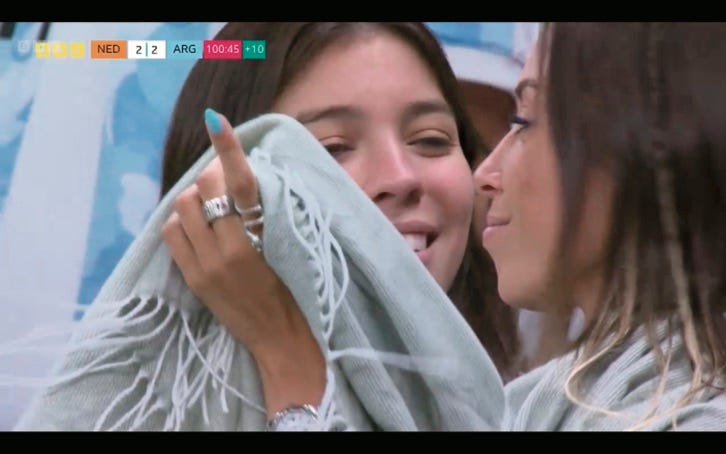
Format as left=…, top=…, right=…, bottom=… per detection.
left=233, top=202, right=262, bottom=218
left=202, top=195, right=235, bottom=224
left=233, top=200, right=264, bottom=254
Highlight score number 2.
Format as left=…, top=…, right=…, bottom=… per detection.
left=136, top=44, right=158, bottom=55
left=128, top=40, right=165, bottom=59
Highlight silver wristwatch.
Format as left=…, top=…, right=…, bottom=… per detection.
left=267, top=404, right=320, bottom=431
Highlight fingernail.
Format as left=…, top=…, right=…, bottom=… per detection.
left=204, top=108, right=223, bottom=134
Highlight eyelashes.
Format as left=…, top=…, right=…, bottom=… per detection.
left=510, top=114, right=533, bottom=133
left=412, top=137, right=452, bottom=148
left=322, top=136, right=453, bottom=158
left=323, top=143, right=353, bottom=156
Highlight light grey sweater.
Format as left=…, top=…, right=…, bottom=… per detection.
left=15, top=114, right=726, bottom=431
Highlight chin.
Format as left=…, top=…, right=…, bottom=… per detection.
left=497, top=281, right=542, bottom=311
left=427, top=261, right=458, bottom=293
left=497, top=288, right=521, bottom=308
left=429, top=267, right=452, bottom=293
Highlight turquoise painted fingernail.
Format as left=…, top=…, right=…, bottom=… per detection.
left=205, top=108, right=223, bottom=134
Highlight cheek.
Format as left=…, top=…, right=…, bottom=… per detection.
left=427, top=157, right=474, bottom=225
left=334, top=159, right=365, bottom=188
left=518, top=171, right=560, bottom=240
left=498, top=137, right=563, bottom=307
left=519, top=184, right=561, bottom=292
left=509, top=134, right=562, bottom=243
left=425, top=157, right=474, bottom=290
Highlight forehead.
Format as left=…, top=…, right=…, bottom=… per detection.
left=514, top=45, right=541, bottom=105
left=521, top=45, right=540, bottom=82
left=277, top=32, right=445, bottom=108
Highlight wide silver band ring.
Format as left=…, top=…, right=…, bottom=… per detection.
left=202, top=195, right=235, bottom=224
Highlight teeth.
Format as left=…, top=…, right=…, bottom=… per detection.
left=402, top=233, right=427, bottom=252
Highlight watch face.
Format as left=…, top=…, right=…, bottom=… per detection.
left=267, top=405, right=320, bottom=431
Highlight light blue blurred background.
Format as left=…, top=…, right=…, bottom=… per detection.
left=0, top=22, right=539, bottom=429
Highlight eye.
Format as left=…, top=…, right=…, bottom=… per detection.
left=510, top=114, right=533, bottom=133
left=409, top=136, right=453, bottom=156
left=322, top=142, right=353, bottom=157
left=414, top=137, right=451, bottom=148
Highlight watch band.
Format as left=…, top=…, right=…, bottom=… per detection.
left=267, top=404, right=320, bottom=431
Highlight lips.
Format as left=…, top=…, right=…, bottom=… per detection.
left=482, top=215, right=510, bottom=242
left=485, top=215, right=510, bottom=228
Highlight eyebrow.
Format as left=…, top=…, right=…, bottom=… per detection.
left=514, top=78, right=539, bottom=101
left=294, top=100, right=455, bottom=127
left=400, top=100, right=455, bottom=126
left=295, top=105, right=365, bottom=125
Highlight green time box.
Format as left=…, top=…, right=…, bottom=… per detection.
left=243, top=40, right=266, bottom=60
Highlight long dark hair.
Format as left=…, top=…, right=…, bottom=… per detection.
left=543, top=22, right=725, bottom=418
left=160, top=22, right=521, bottom=380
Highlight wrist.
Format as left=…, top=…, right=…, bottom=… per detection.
left=252, top=316, right=326, bottom=418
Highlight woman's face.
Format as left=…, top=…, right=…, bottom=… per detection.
left=457, top=80, right=516, bottom=244
left=273, top=31, right=474, bottom=291
left=473, top=45, right=613, bottom=313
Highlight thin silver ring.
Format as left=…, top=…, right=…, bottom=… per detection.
left=233, top=200, right=264, bottom=253
left=233, top=202, right=262, bottom=218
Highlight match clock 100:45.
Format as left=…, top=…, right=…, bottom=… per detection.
left=203, top=40, right=242, bottom=59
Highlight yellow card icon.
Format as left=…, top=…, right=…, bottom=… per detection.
left=35, top=42, right=50, bottom=58
left=69, top=42, right=85, bottom=59
left=52, top=42, right=67, bottom=58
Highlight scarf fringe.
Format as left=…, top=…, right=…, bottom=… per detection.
left=4, top=140, right=459, bottom=431
left=270, top=159, right=350, bottom=430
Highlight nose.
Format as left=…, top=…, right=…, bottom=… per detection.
left=473, top=139, right=504, bottom=200
left=366, top=138, right=422, bottom=206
